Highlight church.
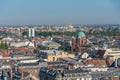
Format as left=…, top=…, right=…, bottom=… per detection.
left=71, top=31, right=87, bottom=52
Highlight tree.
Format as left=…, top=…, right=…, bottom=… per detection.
left=1, top=42, right=5, bottom=49
left=5, top=42, right=8, bottom=50
left=0, top=43, right=1, bottom=49
left=22, top=31, right=28, bottom=37
left=0, top=42, right=8, bottom=50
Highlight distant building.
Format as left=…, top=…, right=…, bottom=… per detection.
left=29, top=28, right=35, bottom=37
left=38, top=41, right=61, bottom=50
left=66, top=24, right=75, bottom=32
left=17, top=60, right=47, bottom=79
left=37, top=50, right=75, bottom=62
left=11, top=52, right=34, bottom=60
left=81, top=52, right=89, bottom=59
left=71, top=31, right=87, bottom=52
left=40, top=68, right=92, bottom=80
left=86, top=59, right=107, bottom=67
left=0, top=69, right=11, bottom=80
left=95, top=49, right=108, bottom=58
left=10, top=41, right=34, bottom=48
left=116, top=58, right=120, bottom=67
left=41, top=28, right=52, bottom=32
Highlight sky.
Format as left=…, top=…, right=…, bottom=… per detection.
left=0, top=0, right=120, bottom=25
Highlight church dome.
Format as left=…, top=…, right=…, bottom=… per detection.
left=77, top=31, right=85, bottom=38
left=67, top=24, right=73, bottom=29
left=71, top=36, right=75, bottom=39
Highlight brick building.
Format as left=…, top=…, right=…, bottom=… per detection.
left=71, top=31, right=87, bottom=52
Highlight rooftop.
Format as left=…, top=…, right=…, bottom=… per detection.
left=64, top=69, right=89, bottom=74
left=38, top=50, right=63, bottom=55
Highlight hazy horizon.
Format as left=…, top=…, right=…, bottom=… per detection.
left=0, top=0, right=120, bottom=25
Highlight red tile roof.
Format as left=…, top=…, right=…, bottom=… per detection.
left=14, top=48, right=28, bottom=52
left=87, top=59, right=106, bottom=66
left=2, top=52, right=10, bottom=57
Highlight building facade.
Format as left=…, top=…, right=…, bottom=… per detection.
left=37, top=50, right=75, bottom=62
left=40, top=68, right=92, bottom=80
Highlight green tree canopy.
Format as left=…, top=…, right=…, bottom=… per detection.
left=0, top=42, right=8, bottom=50
left=22, top=31, right=28, bottom=36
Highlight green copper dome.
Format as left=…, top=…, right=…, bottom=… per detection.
left=77, top=31, right=85, bottom=38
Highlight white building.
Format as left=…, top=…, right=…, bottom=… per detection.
left=29, top=28, right=35, bottom=37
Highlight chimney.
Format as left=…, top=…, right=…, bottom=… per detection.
left=20, top=70, right=24, bottom=79
left=10, top=69, right=12, bottom=80
left=68, top=65, right=71, bottom=70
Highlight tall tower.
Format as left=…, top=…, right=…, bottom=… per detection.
left=29, top=28, right=35, bottom=37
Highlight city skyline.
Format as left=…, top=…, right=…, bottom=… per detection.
left=0, top=0, right=120, bottom=25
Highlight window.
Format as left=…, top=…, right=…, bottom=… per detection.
left=53, top=57, right=55, bottom=61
